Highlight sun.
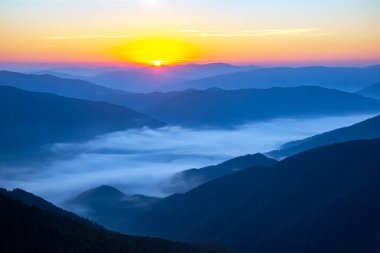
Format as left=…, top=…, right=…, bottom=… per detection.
left=152, top=60, right=163, bottom=67
left=119, top=37, right=199, bottom=66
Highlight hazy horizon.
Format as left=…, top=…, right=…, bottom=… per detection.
left=0, top=61, right=379, bottom=71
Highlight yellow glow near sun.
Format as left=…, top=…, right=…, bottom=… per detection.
left=152, top=60, right=163, bottom=67
left=119, top=37, right=199, bottom=66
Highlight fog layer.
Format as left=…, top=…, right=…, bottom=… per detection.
left=0, top=115, right=374, bottom=204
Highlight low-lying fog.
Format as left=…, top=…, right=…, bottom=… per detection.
left=0, top=115, right=374, bottom=205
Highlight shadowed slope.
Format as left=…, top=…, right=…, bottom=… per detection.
left=142, top=87, right=380, bottom=127
left=0, top=86, right=164, bottom=163
left=117, top=139, right=380, bottom=253
left=0, top=188, right=230, bottom=253
left=168, top=154, right=277, bottom=193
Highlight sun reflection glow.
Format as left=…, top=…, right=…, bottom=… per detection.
left=152, top=60, right=163, bottom=67
left=119, top=37, right=199, bottom=66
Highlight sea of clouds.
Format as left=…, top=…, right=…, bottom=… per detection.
left=0, top=114, right=374, bottom=205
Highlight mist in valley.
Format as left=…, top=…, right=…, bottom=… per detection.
left=0, top=114, right=374, bottom=205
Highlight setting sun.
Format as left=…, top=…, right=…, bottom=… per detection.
left=119, top=37, right=200, bottom=66
left=152, top=60, right=163, bottom=67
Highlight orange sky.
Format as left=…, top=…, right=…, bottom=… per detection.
left=1, top=0, right=379, bottom=66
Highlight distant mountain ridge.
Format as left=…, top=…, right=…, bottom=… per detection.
left=358, top=83, right=380, bottom=100
left=89, top=70, right=185, bottom=92
left=167, top=153, right=277, bottom=193
left=88, top=63, right=261, bottom=92
left=155, top=63, right=261, bottom=80
left=268, top=114, right=380, bottom=159
left=5, top=65, right=380, bottom=94
left=178, top=66, right=380, bottom=92
left=0, top=70, right=119, bottom=100
left=80, top=64, right=380, bottom=92
left=139, top=86, right=380, bottom=127
left=3, top=70, right=380, bottom=128
left=0, top=86, right=163, bottom=163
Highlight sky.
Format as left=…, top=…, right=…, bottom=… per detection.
left=0, top=0, right=380, bottom=66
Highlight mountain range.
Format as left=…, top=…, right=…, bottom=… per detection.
left=0, top=86, right=163, bottom=164
left=2, top=63, right=380, bottom=253
left=268, top=114, right=380, bottom=159
left=3, top=70, right=380, bottom=128
left=137, top=87, right=380, bottom=127
left=178, top=66, right=380, bottom=92
left=0, top=70, right=119, bottom=100
left=358, top=83, right=380, bottom=100
left=88, top=63, right=260, bottom=92
left=89, top=69, right=185, bottom=92
left=108, top=138, right=380, bottom=253
left=64, top=185, right=159, bottom=230
left=0, top=188, right=229, bottom=253
left=33, top=65, right=380, bottom=93
left=32, top=66, right=137, bottom=79
left=167, top=153, right=277, bottom=193
left=154, top=63, right=260, bottom=80
left=64, top=154, right=277, bottom=226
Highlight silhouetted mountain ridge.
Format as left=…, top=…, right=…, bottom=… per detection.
left=0, top=188, right=230, bottom=253
left=167, top=153, right=277, bottom=193
left=111, top=139, right=380, bottom=253
left=0, top=70, right=120, bottom=100
left=65, top=185, right=159, bottom=230
left=73, top=185, right=126, bottom=201
left=268, top=114, right=380, bottom=159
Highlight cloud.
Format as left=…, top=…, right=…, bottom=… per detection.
left=179, top=28, right=325, bottom=38
left=179, top=29, right=214, bottom=33
left=46, top=35, right=132, bottom=40
left=0, top=115, right=373, bottom=205
left=46, top=28, right=323, bottom=41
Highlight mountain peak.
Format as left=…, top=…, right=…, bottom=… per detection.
left=66, top=185, right=129, bottom=209
left=77, top=185, right=126, bottom=199
left=167, top=153, right=277, bottom=193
